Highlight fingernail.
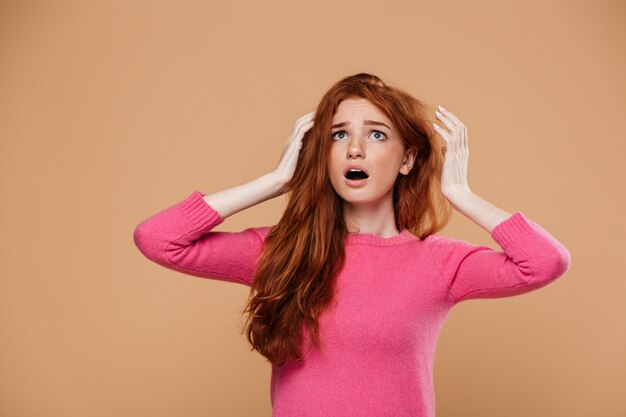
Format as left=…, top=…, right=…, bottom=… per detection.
left=438, top=105, right=446, bottom=112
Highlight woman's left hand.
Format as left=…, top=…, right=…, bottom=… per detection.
left=433, top=105, right=472, bottom=197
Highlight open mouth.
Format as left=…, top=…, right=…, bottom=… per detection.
left=344, top=168, right=369, bottom=180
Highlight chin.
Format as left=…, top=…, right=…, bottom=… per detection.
left=337, top=190, right=381, bottom=205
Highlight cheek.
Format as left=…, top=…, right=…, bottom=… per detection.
left=328, top=148, right=340, bottom=171
left=372, top=159, right=402, bottom=185
left=327, top=152, right=338, bottom=181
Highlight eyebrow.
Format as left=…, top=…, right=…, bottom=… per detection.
left=331, top=120, right=391, bottom=130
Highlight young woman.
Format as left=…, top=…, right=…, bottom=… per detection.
left=134, top=73, right=571, bottom=417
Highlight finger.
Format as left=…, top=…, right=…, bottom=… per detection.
left=294, top=117, right=312, bottom=130
left=296, top=120, right=314, bottom=136
left=433, top=123, right=452, bottom=144
left=435, top=110, right=456, bottom=132
left=293, top=119, right=314, bottom=137
left=438, top=106, right=464, bottom=128
left=461, top=125, right=468, bottom=153
left=297, top=111, right=316, bottom=122
left=295, top=121, right=314, bottom=148
left=287, top=120, right=314, bottom=146
left=294, top=115, right=314, bottom=130
left=451, top=124, right=459, bottom=155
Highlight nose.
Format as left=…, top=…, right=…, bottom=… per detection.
left=346, top=135, right=365, bottom=159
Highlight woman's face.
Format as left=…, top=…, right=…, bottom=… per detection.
left=328, top=97, right=414, bottom=207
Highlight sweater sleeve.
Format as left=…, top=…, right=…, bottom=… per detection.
left=427, top=211, right=571, bottom=305
left=133, top=190, right=269, bottom=287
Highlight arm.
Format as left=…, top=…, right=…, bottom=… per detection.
left=428, top=210, right=571, bottom=305
left=202, top=172, right=286, bottom=219
left=443, top=187, right=514, bottom=234
left=134, top=111, right=315, bottom=286
left=431, top=106, right=570, bottom=304
left=133, top=173, right=285, bottom=286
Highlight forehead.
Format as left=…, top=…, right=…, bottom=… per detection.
left=332, top=98, right=389, bottom=122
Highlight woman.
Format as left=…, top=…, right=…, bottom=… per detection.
left=133, top=73, right=571, bottom=417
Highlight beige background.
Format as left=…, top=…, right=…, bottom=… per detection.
left=1, top=0, right=624, bottom=416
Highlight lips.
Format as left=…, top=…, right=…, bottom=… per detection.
left=343, top=165, right=370, bottom=178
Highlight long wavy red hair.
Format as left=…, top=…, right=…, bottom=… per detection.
left=239, top=73, right=452, bottom=366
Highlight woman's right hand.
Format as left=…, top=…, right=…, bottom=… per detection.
left=271, top=111, right=315, bottom=192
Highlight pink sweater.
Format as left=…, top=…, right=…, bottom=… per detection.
left=133, top=190, right=571, bottom=417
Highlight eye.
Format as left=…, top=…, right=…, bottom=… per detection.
left=371, top=130, right=387, bottom=140
left=331, top=130, right=388, bottom=141
left=332, top=130, right=347, bottom=140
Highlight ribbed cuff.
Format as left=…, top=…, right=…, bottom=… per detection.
left=178, top=190, right=225, bottom=230
left=490, top=211, right=534, bottom=247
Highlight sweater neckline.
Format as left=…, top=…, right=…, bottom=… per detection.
left=345, top=228, right=418, bottom=246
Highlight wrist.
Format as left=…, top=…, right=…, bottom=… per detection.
left=267, top=171, right=287, bottom=186
left=265, top=172, right=289, bottom=196
left=442, top=184, right=472, bottom=198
